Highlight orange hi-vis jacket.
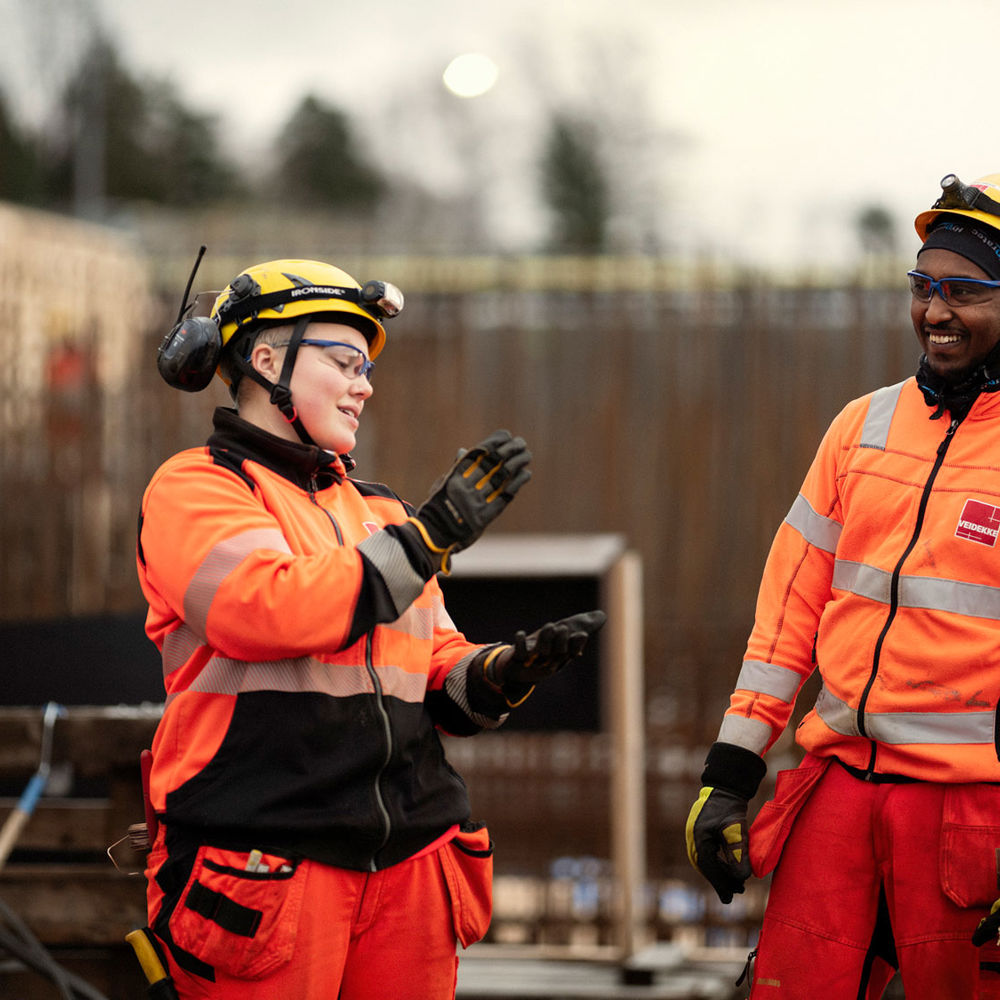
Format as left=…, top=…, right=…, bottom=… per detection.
left=137, top=408, right=500, bottom=872
left=721, top=377, right=1000, bottom=783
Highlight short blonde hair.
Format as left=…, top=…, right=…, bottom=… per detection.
left=222, top=323, right=294, bottom=406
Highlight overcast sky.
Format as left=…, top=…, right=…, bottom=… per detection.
left=4, top=0, right=998, bottom=270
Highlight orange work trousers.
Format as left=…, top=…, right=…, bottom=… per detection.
left=145, top=826, right=493, bottom=1000
left=750, top=761, right=1000, bottom=999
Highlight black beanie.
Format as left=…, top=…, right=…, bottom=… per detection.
left=919, top=217, right=1000, bottom=279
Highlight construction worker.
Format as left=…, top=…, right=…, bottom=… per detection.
left=686, top=174, right=1000, bottom=999
left=136, top=257, right=606, bottom=999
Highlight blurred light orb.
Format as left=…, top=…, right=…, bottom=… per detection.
left=442, top=53, right=499, bottom=98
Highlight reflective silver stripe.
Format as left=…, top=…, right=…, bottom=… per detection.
left=833, top=559, right=1000, bottom=620
left=717, top=713, right=771, bottom=755
left=190, top=656, right=374, bottom=697
left=358, top=531, right=427, bottom=617
left=384, top=604, right=434, bottom=640
left=833, top=559, right=889, bottom=603
left=185, top=528, right=292, bottom=639
left=186, top=655, right=429, bottom=703
left=899, top=575, right=1000, bottom=620
left=735, top=660, right=800, bottom=703
left=444, top=650, right=508, bottom=730
left=432, top=593, right=457, bottom=632
left=813, top=685, right=861, bottom=737
left=859, top=381, right=906, bottom=450
left=815, top=684, right=995, bottom=745
left=162, top=622, right=202, bottom=678
left=785, top=494, right=842, bottom=554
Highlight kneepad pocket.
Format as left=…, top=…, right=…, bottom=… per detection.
left=941, top=784, right=1000, bottom=909
left=170, top=845, right=306, bottom=980
left=438, top=822, right=494, bottom=947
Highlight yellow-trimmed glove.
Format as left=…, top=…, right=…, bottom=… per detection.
left=973, top=898, right=1000, bottom=947
left=685, top=742, right=766, bottom=904
left=409, top=430, right=531, bottom=572
left=482, top=610, right=606, bottom=706
left=686, top=787, right=751, bottom=904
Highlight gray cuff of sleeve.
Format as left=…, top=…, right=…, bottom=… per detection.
left=358, top=531, right=427, bottom=617
left=445, top=651, right=509, bottom=730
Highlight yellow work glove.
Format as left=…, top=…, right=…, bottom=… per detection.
left=685, top=786, right=751, bottom=904
left=685, top=741, right=766, bottom=904
left=973, top=897, right=1000, bottom=947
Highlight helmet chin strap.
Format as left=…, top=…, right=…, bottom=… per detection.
left=268, top=314, right=317, bottom=447
left=230, top=314, right=318, bottom=447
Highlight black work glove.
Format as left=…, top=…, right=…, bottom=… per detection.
left=480, top=610, right=606, bottom=706
left=973, top=898, right=1000, bottom=947
left=409, top=430, right=531, bottom=572
left=685, top=742, right=766, bottom=904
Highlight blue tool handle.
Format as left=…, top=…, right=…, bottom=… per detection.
left=17, top=771, right=49, bottom=816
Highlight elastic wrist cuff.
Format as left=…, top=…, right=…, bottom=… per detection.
left=406, top=517, right=454, bottom=574
left=701, top=741, right=766, bottom=801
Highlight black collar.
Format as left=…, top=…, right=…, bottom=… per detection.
left=207, top=407, right=350, bottom=490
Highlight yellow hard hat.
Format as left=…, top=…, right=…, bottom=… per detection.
left=914, top=173, right=1000, bottom=241
left=157, top=256, right=402, bottom=393
left=212, top=259, right=404, bottom=360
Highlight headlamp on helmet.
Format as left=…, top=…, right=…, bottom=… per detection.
left=914, top=172, right=1000, bottom=241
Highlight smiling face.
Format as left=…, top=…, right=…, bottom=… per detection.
left=911, top=248, right=1000, bottom=383
left=287, top=322, right=374, bottom=454
left=246, top=320, right=374, bottom=454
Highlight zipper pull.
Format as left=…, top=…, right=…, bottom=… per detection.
left=937, top=416, right=960, bottom=456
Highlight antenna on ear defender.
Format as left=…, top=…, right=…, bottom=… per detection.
left=175, top=245, right=207, bottom=324
left=156, top=246, right=224, bottom=392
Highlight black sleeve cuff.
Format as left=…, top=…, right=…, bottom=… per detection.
left=700, top=741, right=767, bottom=800
left=465, top=647, right=516, bottom=717
left=384, top=519, right=440, bottom=581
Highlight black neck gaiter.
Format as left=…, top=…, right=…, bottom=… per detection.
left=916, top=341, right=1000, bottom=420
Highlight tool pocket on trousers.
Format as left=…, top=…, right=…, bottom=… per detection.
left=438, top=821, right=494, bottom=947
left=749, top=755, right=831, bottom=878
left=941, top=784, right=1000, bottom=909
left=169, top=845, right=306, bottom=980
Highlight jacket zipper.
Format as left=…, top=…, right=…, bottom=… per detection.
left=309, top=472, right=392, bottom=867
left=366, top=638, right=394, bottom=870
left=856, top=414, right=962, bottom=770
left=308, top=473, right=343, bottom=543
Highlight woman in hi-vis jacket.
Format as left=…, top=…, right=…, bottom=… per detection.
left=136, top=257, right=605, bottom=999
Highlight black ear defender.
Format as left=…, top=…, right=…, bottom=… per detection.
left=156, top=246, right=223, bottom=391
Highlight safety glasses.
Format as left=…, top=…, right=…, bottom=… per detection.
left=907, top=270, right=1000, bottom=307
left=276, top=339, right=375, bottom=381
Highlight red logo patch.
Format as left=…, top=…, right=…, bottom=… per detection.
left=955, top=499, right=1000, bottom=547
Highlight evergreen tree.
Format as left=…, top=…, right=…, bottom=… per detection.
left=0, top=90, right=43, bottom=205
left=272, top=95, right=384, bottom=210
left=540, top=113, right=609, bottom=252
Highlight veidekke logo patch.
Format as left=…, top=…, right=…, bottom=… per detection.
left=955, top=499, right=1000, bottom=547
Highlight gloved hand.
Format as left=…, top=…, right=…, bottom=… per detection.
left=685, top=786, right=751, bottom=904
left=482, top=611, right=607, bottom=705
left=973, top=898, right=1000, bottom=947
left=409, top=430, right=531, bottom=572
left=685, top=742, right=767, bottom=904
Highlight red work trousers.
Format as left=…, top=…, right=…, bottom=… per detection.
left=146, top=829, right=492, bottom=1000
left=750, top=762, right=1000, bottom=999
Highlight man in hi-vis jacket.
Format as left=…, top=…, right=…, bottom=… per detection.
left=687, top=174, right=1000, bottom=999
left=137, top=257, right=605, bottom=999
